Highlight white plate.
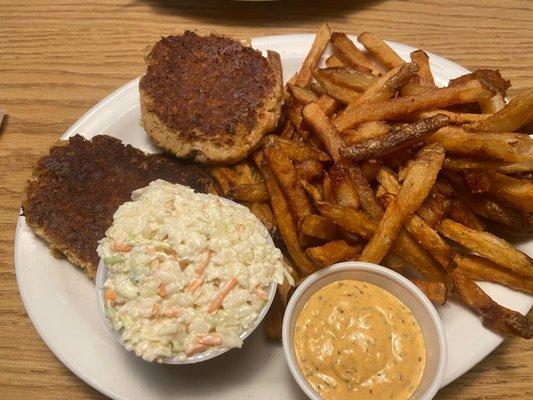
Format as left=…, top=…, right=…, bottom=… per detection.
left=15, top=34, right=532, bottom=400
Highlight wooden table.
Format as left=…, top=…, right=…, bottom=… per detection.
left=1, top=0, right=531, bottom=398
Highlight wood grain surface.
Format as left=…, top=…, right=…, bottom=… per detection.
left=1, top=0, right=532, bottom=398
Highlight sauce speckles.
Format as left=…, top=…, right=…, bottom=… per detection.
left=294, top=280, right=426, bottom=400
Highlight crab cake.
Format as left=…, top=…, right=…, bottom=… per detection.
left=139, top=31, right=283, bottom=164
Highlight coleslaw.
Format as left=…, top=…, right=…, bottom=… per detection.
left=97, top=179, right=292, bottom=362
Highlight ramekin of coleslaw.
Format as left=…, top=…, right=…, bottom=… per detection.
left=96, top=179, right=292, bottom=363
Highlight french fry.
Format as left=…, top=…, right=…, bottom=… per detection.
left=312, top=68, right=362, bottom=104
left=358, top=32, right=404, bottom=69
left=360, top=144, right=445, bottom=263
left=305, top=240, right=363, bottom=268
left=446, top=171, right=526, bottom=230
left=479, top=93, right=506, bottom=114
left=412, top=109, right=490, bottom=125
left=438, top=218, right=533, bottom=277
left=450, top=268, right=532, bottom=338
left=455, top=254, right=533, bottom=295
left=288, top=83, right=319, bottom=105
left=309, top=81, right=326, bottom=96
left=253, top=151, right=317, bottom=276
left=411, top=280, right=447, bottom=304
left=410, top=50, right=435, bottom=87
left=295, top=22, right=331, bottom=88
left=269, top=136, right=330, bottom=162
left=316, top=94, right=339, bottom=116
left=300, top=214, right=340, bottom=241
left=348, top=62, right=419, bottom=107
left=295, top=159, right=324, bottom=181
left=330, top=32, right=379, bottom=74
left=341, top=114, right=449, bottom=161
left=427, top=127, right=533, bottom=163
left=329, top=163, right=360, bottom=209
left=279, top=119, right=295, bottom=140
left=481, top=171, right=533, bottom=212
left=210, top=166, right=236, bottom=194
left=348, top=164, right=384, bottom=219
left=444, top=157, right=533, bottom=174
left=321, top=171, right=335, bottom=203
left=302, top=102, right=345, bottom=161
left=474, top=88, right=533, bottom=132
left=325, top=55, right=345, bottom=68
left=263, top=139, right=313, bottom=224
left=448, top=199, right=486, bottom=231
left=360, top=159, right=382, bottom=182
left=342, top=121, right=390, bottom=145
left=317, top=66, right=378, bottom=92
left=316, top=202, right=447, bottom=282
left=382, top=253, right=408, bottom=273
left=299, top=180, right=323, bottom=203
left=227, top=183, right=268, bottom=202
left=334, top=80, right=494, bottom=131
left=248, top=202, right=283, bottom=247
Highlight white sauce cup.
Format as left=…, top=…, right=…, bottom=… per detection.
left=282, top=261, right=447, bottom=400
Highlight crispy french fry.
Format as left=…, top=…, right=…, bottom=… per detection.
left=358, top=32, right=404, bottom=69
left=329, top=163, right=360, bottom=209
left=334, top=80, right=494, bottom=131
left=450, top=267, right=532, bottom=338
left=322, top=171, right=335, bottom=203
left=427, top=127, right=533, bottom=163
left=382, top=253, right=408, bottom=273
left=299, top=180, right=323, bottom=203
left=444, top=158, right=533, bottom=173
left=296, top=159, right=324, bottom=181
left=288, top=83, right=319, bottom=105
left=309, top=81, right=326, bottom=96
left=474, top=88, right=533, bottom=132
left=253, top=151, right=317, bottom=275
left=269, top=136, right=330, bottom=162
left=316, top=94, right=339, bottom=117
left=481, top=171, right=533, bottom=212
left=446, top=171, right=526, bottom=230
left=325, top=55, right=345, bottom=68
left=348, top=62, right=419, bottom=107
left=348, top=164, right=383, bottom=219
left=330, top=32, right=379, bottom=74
left=360, top=144, right=445, bottom=263
left=263, top=139, right=313, bottom=224
left=248, top=202, right=283, bottom=247
left=342, top=121, right=390, bottom=145
left=316, top=202, right=447, bottom=282
left=317, top=66, right=378, bottom=92
left=312, top=68, right=362, bottom=104
left=411, top=280, right=447, bottom=304
left=300, top=214, right=340, bottom=241
left=302, top=102, right=345, bottom=161
left=305, top=240, right=363, bottom=268
left=279, top=119, right=295, bottom=140
left=341, top=114, right=449, bottom=161
left=438, top=218, right=533, bottom=277
left=227, top=183, right=268, bottom=202
left=448, top=199, right=486, bottom=231
left=360, top=159, right=382, bottom=182
left=480, top=93, right=506, bottom=114
left=412, top=109, right=490, bottom=125
left=410, top=50, right=435, bottom=87
left=295, top=22, right=331, bottom=88
left=455, top=254, right=533, bottom=295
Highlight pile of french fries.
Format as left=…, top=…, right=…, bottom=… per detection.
left=210, top=23, right=533, bottom=340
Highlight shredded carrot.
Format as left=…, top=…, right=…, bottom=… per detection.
left=111, top=242, right=132, bottom=252
left=208, top=277, right=239, bottom=314
left=104, top=289, right=117, bottom=302
left=185, top=343, right=208, bottom=356
left=157, top=283, right=167, bottom=298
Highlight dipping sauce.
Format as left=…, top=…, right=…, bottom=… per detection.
left=294, top=280, right=425, bottom=400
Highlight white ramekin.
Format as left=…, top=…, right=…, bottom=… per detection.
left=95, top=197, right=277, bottom=364
left=282, top=261, right=447, bottom=400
